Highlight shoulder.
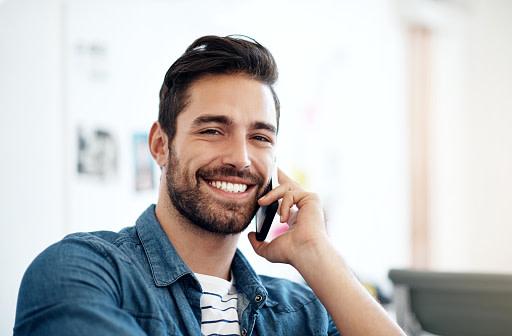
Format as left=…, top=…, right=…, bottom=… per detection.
left=15, top=228, right=162, bottom=335
left=28, top=229, right=138, bottom=269
left=61, top=228, right=138, bottom=261
left=17, top=229, right=138, bottom=308
left=26, top=227, right=140, bottom=274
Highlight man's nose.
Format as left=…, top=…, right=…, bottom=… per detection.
left=221, top=135, right=251, bottom=170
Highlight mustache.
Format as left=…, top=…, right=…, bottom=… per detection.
left=197, top=166, right=264, bottom=186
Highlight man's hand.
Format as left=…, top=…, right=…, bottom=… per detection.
left=248, top=168, right=329, bottom=267
left=248, top=168, right=406, bottom=336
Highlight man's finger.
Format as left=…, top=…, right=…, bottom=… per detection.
left=258, top=182, right=294, bottom=206
left=248, top=232, right=270, bottom=257
left=277, top=168, right=294, bottom=185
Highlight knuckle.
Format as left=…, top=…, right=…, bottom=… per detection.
left=309, top=192, right=320, bottom=201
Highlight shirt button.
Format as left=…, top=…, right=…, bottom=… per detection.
left=241, top=328, right=247, bottom=336
left=255, top=294, right=264, bottom=303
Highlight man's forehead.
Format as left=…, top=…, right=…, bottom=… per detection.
left=179, top=74, right=278, bottom=129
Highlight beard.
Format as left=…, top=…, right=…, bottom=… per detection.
left=165, top=147, right=266, bottom=235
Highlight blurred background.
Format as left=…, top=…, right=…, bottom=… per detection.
left=1, top=0, right=511, bottom=334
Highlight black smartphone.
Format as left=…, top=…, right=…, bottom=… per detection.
left=255, top=178, right=279, bottom=241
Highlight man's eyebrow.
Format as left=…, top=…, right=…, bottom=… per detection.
left=191, top=115, right=276, bottom=134
left=251, top=121, right=277, bottom=135
left=191, top=115, right=233, bottom=127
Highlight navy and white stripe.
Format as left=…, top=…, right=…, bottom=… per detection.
left=195, top=273, right=241, bottom=336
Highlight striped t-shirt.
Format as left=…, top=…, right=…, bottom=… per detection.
left=195, top=273, right=240, bottom=336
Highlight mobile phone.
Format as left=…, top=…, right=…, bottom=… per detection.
left=255, top=178, right=279, bottom=242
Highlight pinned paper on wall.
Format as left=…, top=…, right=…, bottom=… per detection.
left=73, top=40, right=110, bottom=83
left=77, top=127, right=118, bottom=179
left=133, top=132, right=155, bottom=192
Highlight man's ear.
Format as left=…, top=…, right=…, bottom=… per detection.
left=149, top=122, right=169, bottom=167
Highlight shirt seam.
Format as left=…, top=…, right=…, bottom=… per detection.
left=269, top=296, right=320, bottom=314
left=63, top=234, right=131, bottom=266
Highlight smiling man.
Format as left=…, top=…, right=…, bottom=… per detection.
left=14, top=35, right=404, bottom=336
left=160, top=73, right=274, bottom=238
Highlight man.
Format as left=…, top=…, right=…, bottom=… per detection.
left=15, top=35, right=404, bottom=335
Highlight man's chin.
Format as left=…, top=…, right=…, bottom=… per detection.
left=193, top=217, right=252, bottom=235
left=200, top=183, right=260, bottom=214
left=166, top=176, right=258, bottom=235
left=203, top=208, right=255, bottom=233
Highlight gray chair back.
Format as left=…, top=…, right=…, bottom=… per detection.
left=389, top=269, right=512, bottom=336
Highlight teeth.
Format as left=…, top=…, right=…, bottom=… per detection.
left=209, top=180, right=248, bottom=193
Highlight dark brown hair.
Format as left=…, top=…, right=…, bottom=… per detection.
left=158, top=35, right=280, bottom=140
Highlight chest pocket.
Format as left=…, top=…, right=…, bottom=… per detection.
left=252, top=303, right=330, bottom=336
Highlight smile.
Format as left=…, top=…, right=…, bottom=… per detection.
left=208, top=180, right=248, bottom=193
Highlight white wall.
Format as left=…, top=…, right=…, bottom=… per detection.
left=428, top=0, right=512, bottom=272
left=462, top=0, right=512, bottom=272
left=0, top=0, right=65, bottom=331
left=1, top=0, right=410, bottom=333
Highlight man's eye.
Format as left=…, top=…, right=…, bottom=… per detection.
left=199, top=129, right=222, bottom=135
left=253, top=135, right=272, bottom=143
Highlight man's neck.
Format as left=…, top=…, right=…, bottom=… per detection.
left=155, top=200, right=240, bottom=281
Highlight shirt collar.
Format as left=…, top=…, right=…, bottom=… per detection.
left=135, top=204, right=275, bottom=306
left=136, top=204, right=192, bottom=287
left=232, top=249, right=276, bottom=307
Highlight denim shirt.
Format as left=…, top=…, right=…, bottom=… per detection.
left=15, top=205, right=339, bottom=335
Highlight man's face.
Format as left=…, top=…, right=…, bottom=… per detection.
left=166, top=74, right=277, bottom=235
